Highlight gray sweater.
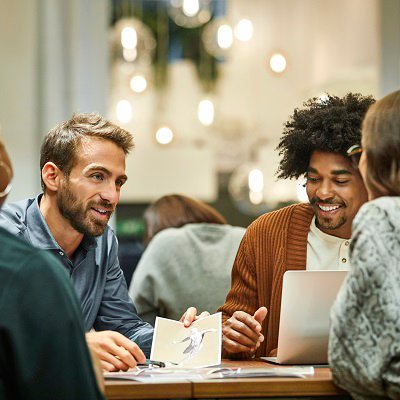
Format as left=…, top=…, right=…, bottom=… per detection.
left=329, top=196, right=400, bottom=400
left=129, top=223, right=246, bottom=325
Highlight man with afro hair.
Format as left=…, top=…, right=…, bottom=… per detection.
left=219, top=93, right=375, bottom=359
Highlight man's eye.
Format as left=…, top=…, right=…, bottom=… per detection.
left=336, top=180, right=349, bottom=185
left=92, top=173, right=103, bottom=181
left=307, top=177, right=319, bottom=182
left=116, top=179, right=126, bottom=188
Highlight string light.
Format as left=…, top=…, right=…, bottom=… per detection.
left=234, top=19, right=253, bottom=42
left=269, top=53, right=287, bottom=73
left=248, top=168, right=264, bottom=205
left=217, top=24, right=233, bottom=49
left=202, top=17, right=234, bottom=57
left=116, top=100, right=132, bottom=123
left=130, top=75, right=148, bottom=93
left=248, top=168, right=264, bottom=192
left=123, top=48, right=137, bottom=62
left=155, top=126, right=174, bottom=145
left=182, top=0, right=200, bottom=17
left=197, top=99, right=214, bottom=126
left=121, top=27, right=137, bottom=49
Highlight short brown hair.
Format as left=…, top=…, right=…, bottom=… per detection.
left=143, top=194, right=227, bottom=245
left=40, top=113, right=134, bottom=191
left=362, top=90, right=400, bottom=198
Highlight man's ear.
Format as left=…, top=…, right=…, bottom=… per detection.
left=42, top=162, right=63, bottom=192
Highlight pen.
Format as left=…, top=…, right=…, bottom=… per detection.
left=137, top=359, right=165, bottom=368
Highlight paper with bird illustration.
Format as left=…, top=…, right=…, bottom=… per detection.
left=151, top=312, right=221, bottom=368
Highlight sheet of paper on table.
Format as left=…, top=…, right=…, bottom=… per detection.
left=150, top=312, right=222, bottom=368
left=104, top=366, right=315, bottom=382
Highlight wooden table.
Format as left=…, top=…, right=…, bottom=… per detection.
left=105, top=360, right=350, bottom=399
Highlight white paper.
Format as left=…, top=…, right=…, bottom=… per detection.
left=104, top=366, right=314, bottom=382
left=150, top=313, right=222, bottom=368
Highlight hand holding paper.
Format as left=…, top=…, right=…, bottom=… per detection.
left=151, top=313, right=221, bottom=368
left=180, top=306, right=211, bottom=327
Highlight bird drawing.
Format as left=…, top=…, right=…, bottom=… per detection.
left=173, top=328, right=217, bottom=363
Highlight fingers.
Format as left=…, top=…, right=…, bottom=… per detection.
left=111, top=333, right=146, bottom=365
left=100, top=349, right=130, bottom=371
left=232, top=310, right=264, bottom=338
left=86, top=331, right=146, bottom=371
left=253, top=307, right=268, bottom=324
left=101, top=360, right=118, bottom=372
left=180, top=308, right=210, bottom=327
left=181, top=307, right=197, bottom=327
left=222, top=310, right=266, bottom=355
left=195, top=311, right=210, bottom=320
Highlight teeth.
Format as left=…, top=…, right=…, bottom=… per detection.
left=94, top=208, right=107, bottom=215
left=319, top=205, right=340, bottom=212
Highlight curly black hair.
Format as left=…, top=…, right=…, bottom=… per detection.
left=276, top=93, right=375, bottom=179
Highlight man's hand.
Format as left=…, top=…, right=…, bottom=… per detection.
left=179, top=307, right=210, bottom=327
left=222, top=306, right=268, bottom=355
left=85, top=331, right=146, bottom=372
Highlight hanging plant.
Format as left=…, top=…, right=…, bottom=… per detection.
left=111, top=0, right=221, bottom=91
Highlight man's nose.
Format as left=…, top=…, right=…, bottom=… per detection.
left=99, top=182, right=119, bottom=205
left=316, top=181, right=335, bottom=200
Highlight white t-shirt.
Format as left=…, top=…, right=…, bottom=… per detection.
left=306, top=216, right=351, bottom=271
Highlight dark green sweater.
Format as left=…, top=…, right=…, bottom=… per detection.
left=0, top=227, right=103, bottom=399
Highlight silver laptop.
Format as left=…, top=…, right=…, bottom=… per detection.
left=262, top=270, right=347, bottom=365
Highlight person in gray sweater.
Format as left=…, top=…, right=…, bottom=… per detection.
left=129, top=194, right=246, bottom=325
left=329, top=89, right=400, bottom=399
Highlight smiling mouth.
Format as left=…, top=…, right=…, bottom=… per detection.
left=316, top=204, right=342, bottom=212
left=91, top=207, right=112, bottom=218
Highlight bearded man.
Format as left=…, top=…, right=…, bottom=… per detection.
left=0, top=113, right=203, bottom=372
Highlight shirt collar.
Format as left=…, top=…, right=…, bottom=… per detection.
left=26, top=193, right=97, bottom=251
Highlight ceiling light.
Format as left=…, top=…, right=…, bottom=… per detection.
left=116, top=100, right=132, bottom=123
left=217, top=24, right=233, bottom=49
left=121, top=27, right=137, bottom=49
left=155, top=126, right=174, bottom=145
left=197, top=99, right=214, bottom=126
left=130, top=75, right=148, bottom=93
left=269, top=53, right=287, bottom=73
left=234, top=19, right=253, bottom=42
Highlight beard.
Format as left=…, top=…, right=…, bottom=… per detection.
left=315, top=214, right=346, bottom=231
left=57, top=182, right=113, bottom=237
left=309, top=196, right=347, bottom=232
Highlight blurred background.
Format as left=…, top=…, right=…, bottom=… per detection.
left=0, top=0, right=399, bottom=241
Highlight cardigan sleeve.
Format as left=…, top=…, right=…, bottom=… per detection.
left=328, top=201, right=400, bottom=400
left=218, top=227, right=259, bottom=359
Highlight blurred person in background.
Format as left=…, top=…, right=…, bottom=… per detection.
left=0, top=134, right=104, bottom=399
left=129, top=194, right=246, bottom=325
left=329, top=90, right=400, bottom=400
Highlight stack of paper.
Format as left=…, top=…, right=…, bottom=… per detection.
left=104, top=366, right=314, bottom=382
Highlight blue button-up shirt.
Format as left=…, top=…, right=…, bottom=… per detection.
left=0, top=195, right=153, bottom=356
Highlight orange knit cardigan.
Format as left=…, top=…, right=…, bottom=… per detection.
left=218, top=203, right=314, bottom=358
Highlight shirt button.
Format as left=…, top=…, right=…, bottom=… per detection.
left=345, top=241, right=350, bottom=246
left=59, top=251, right=64, bottom=256
left=342, top=258, right=347, bottom=263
